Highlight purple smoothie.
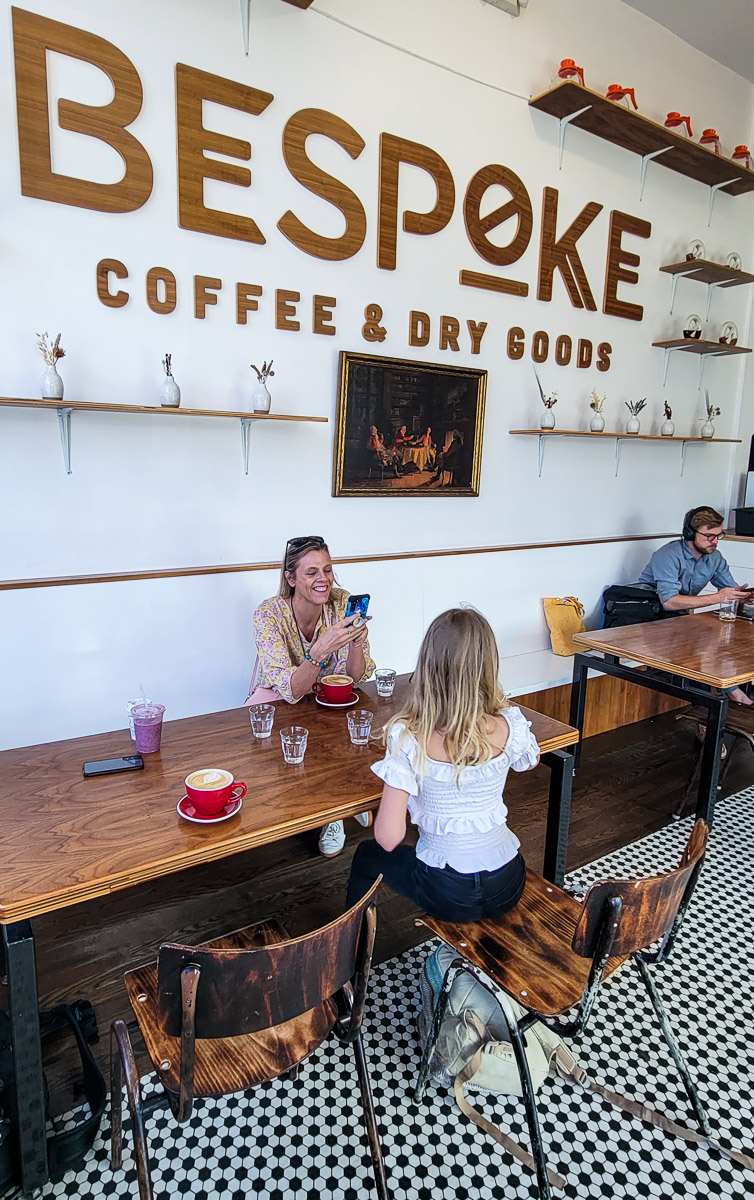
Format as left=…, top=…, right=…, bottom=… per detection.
left=131, top=703, right=165, bottom=754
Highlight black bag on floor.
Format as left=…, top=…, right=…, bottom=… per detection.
left=602, top=582, right=667, bottom=628
left=0, top=1001, right=106, bottom=1195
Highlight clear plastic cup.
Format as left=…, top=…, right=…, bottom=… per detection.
left=249, top=704, right=275, bottom=738
left=347, top=709, right=374, bottom=746
left=131, top=703, right=165, bottom=754
left=280, top=726, right=308, bottom=764
left=375, top=669, right=396, bottom=698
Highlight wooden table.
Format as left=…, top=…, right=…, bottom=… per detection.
left=570, top=613, right=754, bottom=826
left=0, top=677, right=577, bottom=1192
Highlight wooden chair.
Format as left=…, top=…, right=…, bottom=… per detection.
left=110, top=880, right=388, bottom=1200
left=414, top=822, right=709, bottom=1200
left=675, top=703, right=754, bottom=816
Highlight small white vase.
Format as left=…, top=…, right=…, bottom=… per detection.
left=700, top=420, right=715, bottom=439
left=625, top=415, right=641, bottom=435
left=160, top=377, right=181, bottom=408
left=589, top=413, right=605, bottom=432
left=539, top=408, right=555, bottom=430
left=252, top=383, right=271, bottom=414
left=40, top=364, right=64, bottom=400
left=660, top=419, right=675, bottom=437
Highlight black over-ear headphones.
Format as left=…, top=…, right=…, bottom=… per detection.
left=682, top=507, right=705, bottom=541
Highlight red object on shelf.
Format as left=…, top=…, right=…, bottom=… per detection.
left=606, top=83, right=638, bottom=109
left=665, top=112, right=693, bottom=138
left=699, top=128, right=721, bottom=154
left=557, top=58, right=584, bottom=85
left=733, top=144, right=752, bottom=170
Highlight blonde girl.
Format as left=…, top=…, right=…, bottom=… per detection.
left=346, top=608, right=539, bottom=921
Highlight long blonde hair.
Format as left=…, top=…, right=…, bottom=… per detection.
left=387, top=607, right=507, bottom=778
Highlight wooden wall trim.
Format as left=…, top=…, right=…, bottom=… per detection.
left=0, top=532, right=674, bottom=592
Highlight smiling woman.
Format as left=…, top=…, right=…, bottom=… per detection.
left=248, top=535, right=376, bottom=857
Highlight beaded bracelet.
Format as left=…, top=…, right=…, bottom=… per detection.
left=304, top=650, right=328, bottom=670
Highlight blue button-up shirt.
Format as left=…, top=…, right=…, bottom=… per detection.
left=638, top=538, right=737, bottom=604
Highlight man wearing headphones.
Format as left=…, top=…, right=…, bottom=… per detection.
left=639, top=505, right=753, bottom=704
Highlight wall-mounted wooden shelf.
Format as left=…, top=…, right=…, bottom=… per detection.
left=0, top=396, right=327, bottom=476
left=509, top=428, right=740, bottom=477
left=529, top=81, right=754, bottom=218
left=650, top=338, right=751, bottom=388
left=660, top=259, right=754, bottom=317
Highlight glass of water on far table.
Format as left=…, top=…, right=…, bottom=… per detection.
left=718, top=599, right=737, bottom=623
left=375, top=668, right=397, bottom=698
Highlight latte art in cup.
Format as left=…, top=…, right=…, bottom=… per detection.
left=186, top=768, right=232, bottom=790
left=322, top=675, right=352, bottom=687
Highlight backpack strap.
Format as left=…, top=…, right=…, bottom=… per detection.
left=453, top=1013, right=568, bottom=1191
left=552, top=1046, right=754, bottom=1173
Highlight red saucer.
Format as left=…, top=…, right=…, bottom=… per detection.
left=314, top=692, right=360, bottom=709
left=177, top=794, right=243, bottom=824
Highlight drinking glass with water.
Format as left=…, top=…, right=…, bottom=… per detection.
left=347, top=710, right=374, bottom=745
left=375, top=668, right=396, bottom=698
left=249, top=704, right=275, bottom=738
left=280, top=726, right=309, bottom=763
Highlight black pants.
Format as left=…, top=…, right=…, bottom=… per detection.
left=346, top=838, right=526, bottom=922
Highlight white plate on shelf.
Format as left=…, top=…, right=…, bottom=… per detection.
left=315, top=693, right=360, bottom=709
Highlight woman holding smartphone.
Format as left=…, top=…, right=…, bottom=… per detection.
left=249, top=535, right=375, bottom=857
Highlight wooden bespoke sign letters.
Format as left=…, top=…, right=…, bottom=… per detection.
left=11, top=6, right=650, bottom=368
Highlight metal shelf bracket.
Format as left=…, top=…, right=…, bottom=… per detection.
left=639, top=147, right=673, bottom=201
left=705, top=278, right=728, bottom=320
left=240, top=0, right=251, bottom=54
left=662, top=348, right=671, bottom=387
left=707, top=178, right=741, bottom=226
left=240, top=418, right=255, bottom=475
left=557, top=106, right=592, bottom=169
left=56, top=407, right=73, bottom=475
left=537, top=433, right=547, bottom=477
left=669, top=268, right=701, bottom=314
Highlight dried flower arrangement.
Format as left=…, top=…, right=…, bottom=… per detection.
left=704, top=390, right=721, bottom=420
left=37, top=332, right=65, bottom=366
left=663, top=399, right=673, bottom=420
left=625, top=397, right=647, bottom=417
left=162, top=353, right=174, bottom=377
left=251, top=359, right=275, bottom=383
left=589, top=389, right=605, bottom=414
left=533, top=365, right=557, bottom=407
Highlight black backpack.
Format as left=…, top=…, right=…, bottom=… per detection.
left=602, top=582, right=667, bottom=628
left=0, top=1002, right=106, bottom=1195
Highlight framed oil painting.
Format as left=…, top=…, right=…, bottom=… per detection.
left=332, top=352, right=487, bottom=497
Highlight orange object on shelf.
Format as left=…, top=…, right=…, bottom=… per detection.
left=699, top=128, right=721, bottom=154
left=606, top=83, right=638, bottom=109
left=733, top=144, right=752, bottom=170
left=557, top=58, right=584, bottom=85
left=665, top=112, right=693, bottom=138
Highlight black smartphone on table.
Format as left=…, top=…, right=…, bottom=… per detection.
left=82, top=755, right=144, bottom=778
left=345, top=594, right=370, bottom=620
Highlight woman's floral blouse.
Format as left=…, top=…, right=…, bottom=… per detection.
left=253, top=588, right=375, bottom=703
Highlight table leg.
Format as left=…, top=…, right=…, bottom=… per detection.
left=696, top=692, right=727, bottom=824
left=2, top=921, right=48, bottom=1193
left=569, top=655, right=590, bottom=768
left=541, top=749, right=574, bottom=887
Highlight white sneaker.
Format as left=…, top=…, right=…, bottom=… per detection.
left=354, top=811, right=373, bottom=828
left=318, top=820, right=346, bottom=857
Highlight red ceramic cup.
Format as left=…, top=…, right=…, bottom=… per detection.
left=184, top=768, right=247, bottom=816
left=312, top=674, right=354, bottom=704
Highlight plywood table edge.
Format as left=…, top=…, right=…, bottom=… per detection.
left=571, top=633, right=754, bottom=689
left=0, top=397, right=328, bottom=422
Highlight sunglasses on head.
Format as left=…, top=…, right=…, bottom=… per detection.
left=285, top=536, right=326, bottom=561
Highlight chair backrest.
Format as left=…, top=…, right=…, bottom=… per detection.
left=571, top=820, right=709, bottom=959
left=155, top=879, right=380, bottom=1039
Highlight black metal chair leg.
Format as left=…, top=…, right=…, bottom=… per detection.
left=110, top=1026, right=124, bottom=1170
left=634, top=957, right=712, bottom=1137
left=111, top=1020, right=156, bottom=1200
left=507, top=1019, right=552, bottom=1200
left=351, top=1033, right=390, bottom=1200
left=413, top=965, right=458, bottom=1103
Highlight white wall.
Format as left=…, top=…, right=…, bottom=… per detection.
left=1, top=0, right=753, bottom=747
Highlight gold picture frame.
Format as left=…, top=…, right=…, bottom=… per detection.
left=332, top=351, right=487, bottom=497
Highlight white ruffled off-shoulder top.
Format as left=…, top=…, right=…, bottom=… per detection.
left=371, top=706, right=540, bottom=874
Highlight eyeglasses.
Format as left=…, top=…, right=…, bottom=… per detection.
left=696, top=530, right=724, bottom=542
left=285, top=536, right=326, bottom=562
